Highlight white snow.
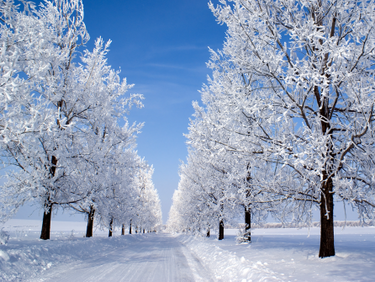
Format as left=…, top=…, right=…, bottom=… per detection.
left=180, top=227, right=375, bottom=281
left=1, top=220, right=374, bottom=281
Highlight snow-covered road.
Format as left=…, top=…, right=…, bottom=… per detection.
left=2, top=220, right=375, bottom=281
left=29, top=234, right=213, bottom=282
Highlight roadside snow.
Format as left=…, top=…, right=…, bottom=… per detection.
left=178, top=227, right=375, bottom=282
left=1, top=220, right=374, bottom=281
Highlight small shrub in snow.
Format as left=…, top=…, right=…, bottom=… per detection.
left=236, top=228, right=251, bottom=244
left=0, top=229, right=9, bottom=245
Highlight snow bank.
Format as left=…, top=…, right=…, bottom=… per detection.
left=0, top=229, right=9, bottom=245
left=179, top=235, right=283, bottom=281
left=0, top=231, right=149, bottom=281
left=0, top=219, right=118, bottom=281
left=178, top=226, right=375, bottom=281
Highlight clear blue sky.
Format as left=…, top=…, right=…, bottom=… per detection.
left=84, top=0, right=227, bottom=224
left=14, top=0, right=227, bottom=224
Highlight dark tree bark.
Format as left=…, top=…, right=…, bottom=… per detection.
left=143, top=229, right=145, bottom=234
left=244, top=164, right=252, bottom=242
left=86, top=206, right=95, bottom=238
left=129, top=219, right=132, bottom=234
left=318, top=92, right=335, bottom=258
left=206, top=228, right=210, bottom=238
left=40, top=154, right=58, bottom=240
left=218, top=220, right=224, bottom=240
left=121, top=224, right=125, bottom=235
left=40, top=203, right=53, bottom=240
left=244, top=206, right=251, bottom=242
left=319, top=175, right=335, bottom=258
left=108, top=217, right=113, bottom=237
left=312, top=77, right=336, bottom=258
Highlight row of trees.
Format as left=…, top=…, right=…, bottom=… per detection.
left=0, top=0, right=161, bottom=239
left=168, top=0, right=375, bottom=258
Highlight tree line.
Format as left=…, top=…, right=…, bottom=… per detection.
left=0, top=0, right=162, bottom=239
left=168, top=0, right=375, bottom=258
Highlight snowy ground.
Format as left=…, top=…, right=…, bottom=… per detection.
left=1, top=220, right=374, bottom=281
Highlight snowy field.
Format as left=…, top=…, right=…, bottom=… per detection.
left=0, top=220, right=374, bottom=281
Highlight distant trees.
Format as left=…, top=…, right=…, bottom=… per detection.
left=0, top=0, right=161, bottom=239
left=168, top=0, right=375, bottom=258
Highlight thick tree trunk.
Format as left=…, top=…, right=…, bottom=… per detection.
left=218, top=220, right=224, bottom=240
left=143, top=229, right=145, bottom=234
left=122, top=224, right=125, bottom=235
left=40, top=203, right=53, bottom=240
left=244, top=206, right=251, bottom=242
left=108, top=218, right=113, bottom=237
left=129, top=219, right=132, bottom=234
left=319, top=175, right=335, bottom=258
left=86, top=206, right=95, bottom=238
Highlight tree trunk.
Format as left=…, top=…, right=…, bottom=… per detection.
left=129, top=219, right=132, bottom=234
left=108, top=217, right=113, bottom=237
left=86, top=206, right=95, bottom=238
left=245, top=206, right=251, bottom=242
left=40, top=154, right=58, bottom=240
left=143, top=229, right=145, bottom=234
left=244, top=164, right=252, bottom=242
left=40, top=203, right=53, bottom=240
left=319, top=175, right=335, bottom=258
left=121, top=224, right=125, bottom=235
left=206, top=228, right=210, bottom=238
left=218, top=220, right=224, bottom=240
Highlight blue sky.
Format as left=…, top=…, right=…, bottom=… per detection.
left=15, top=0, right=227, bottom=223
left=84, top=0, right=227, bottom=224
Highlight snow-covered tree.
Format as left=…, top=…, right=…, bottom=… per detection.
left=0, top=0, right=147, bottom=240
left=130, top=164, right=162, bottom=233
left=167, top=142, right=266, bottom=240
left=59, top=37, right=144, bottom=237
left=168, top=79, right=278, bottom=240
left=183, top=0, right=375, bottom=257
left=0, top=0, right=84, bottom=227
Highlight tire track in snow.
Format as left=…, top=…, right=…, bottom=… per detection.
left=29, top=234, right=213, bottom=282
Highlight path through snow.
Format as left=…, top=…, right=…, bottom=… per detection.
left=2, top=220, right=374, bottom=281
left=29, top=234, right=213, bottom=282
